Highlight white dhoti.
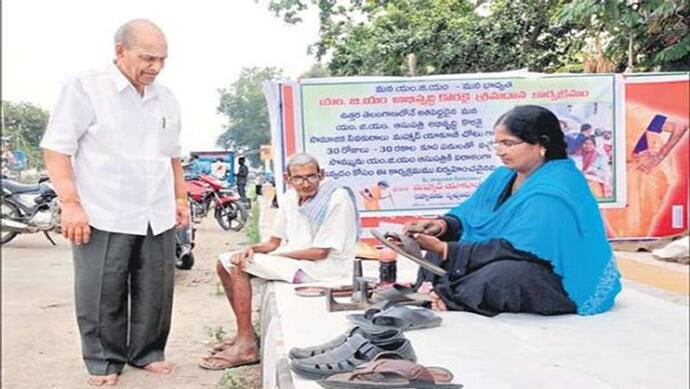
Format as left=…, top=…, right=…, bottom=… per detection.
left=217, top=186, right=357, bottom=284
left=219, top=251, right=328, bottom=283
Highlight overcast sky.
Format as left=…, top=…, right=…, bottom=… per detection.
left=1, top=0, right=320, bottom=152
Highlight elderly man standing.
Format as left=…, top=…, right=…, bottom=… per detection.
left=41, top=19, right=185, bottom=386
left=199, top=153, right=359, bottom=370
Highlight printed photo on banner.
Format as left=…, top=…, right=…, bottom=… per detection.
left=548, top=103, right=615, bottom=201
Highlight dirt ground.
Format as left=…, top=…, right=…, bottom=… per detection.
left=1, top=218, right=262, bottom=388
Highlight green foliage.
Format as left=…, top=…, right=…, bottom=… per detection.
left=299, top=63, right=331, bottom=79
left=267, top=0, right=581, bottom=75
left=268, top=0, right=311, bottom=24
left=218, top=368, right=253, bottom=388
left=216, top=67, right=284, bottom=165
left=215, top=282, right=226, bottom=296
left=204, top=325, right=227, bottom=342
left=245, top=201, right=261, bottom=245
left=656, top=35, right=690, bottom=63
left=1, top=100, right=50, bottom=169
left=559, top=0, right=689, bottom=71
left=266, top=0, right=688, bottom=74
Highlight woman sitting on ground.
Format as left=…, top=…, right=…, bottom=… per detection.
left=406, top=105, right=621, bottom=316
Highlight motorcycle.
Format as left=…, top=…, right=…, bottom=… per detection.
left=186, top=174, right=248, bottom=231
left=175, top=197, right=196, bottom=270
left=2, top=176, right=196, bottom=269
left=1, top=176, right=61, bottom=245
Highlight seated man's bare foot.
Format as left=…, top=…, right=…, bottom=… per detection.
left=143, top=361, right=176, bottom=375
left=87, top=373, right=119, bottom=386
left=199, top=341, right=259, bottom=370
left=209, top=336, right=237, bottom=353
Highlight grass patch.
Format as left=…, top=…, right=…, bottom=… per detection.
left=215, top=282, right=225, bottom=297
left=204, top=325, right=227, bottom=343
left=245, top=199, right=261, bottom=244
left=218, top=368, right=252, bottom=389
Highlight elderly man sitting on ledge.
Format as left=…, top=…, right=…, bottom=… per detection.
left=199, top=152, right=359, bottom=370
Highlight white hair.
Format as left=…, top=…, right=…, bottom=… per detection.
left=286, top=153, right=320, bottom=174
left=113, top=18, right=164, bottom=48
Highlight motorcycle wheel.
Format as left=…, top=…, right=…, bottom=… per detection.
left=1, top=199, right=21, bottom=245
left=176, top=252, right=195, bottom=270
left=215, top=202, right=248, bottom=232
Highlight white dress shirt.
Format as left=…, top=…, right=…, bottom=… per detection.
left=40, top=63, right=181, bottom=236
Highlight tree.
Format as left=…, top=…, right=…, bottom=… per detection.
left=216, top=67, right=284, bottom=165
left=325, top=0, right=484, bottom=75
left=267, top=0, right=580, bottom=75
left=558, top=0, right=688, bottom=71
left=1, top=100, right=49, bottom=169
left=267, top=0, right=687, bottom=74
left=299, top=63, right=331, bottom=79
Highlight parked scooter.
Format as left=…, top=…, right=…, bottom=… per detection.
left=1, top=176, right=61, bottom=245
left=186, top=174, right=248, bottom=231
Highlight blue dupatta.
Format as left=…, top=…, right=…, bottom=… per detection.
left=448, top=159, right=621, bottom=315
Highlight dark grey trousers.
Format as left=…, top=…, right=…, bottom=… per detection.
left=72, top=226, right=175, bottom=375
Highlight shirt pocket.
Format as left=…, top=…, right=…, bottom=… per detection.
left=145, top=109, right=179, bottom=158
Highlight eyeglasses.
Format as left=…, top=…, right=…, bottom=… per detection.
left=288, top=174, right=320, bottom=185
left=490, top=139, right=524, bottom=149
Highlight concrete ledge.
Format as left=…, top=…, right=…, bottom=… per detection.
left=256, top=194, right=688, bottom=387
left=259, top=259, right=689, bottom=389
left=260, top=282, right=295, bottom=389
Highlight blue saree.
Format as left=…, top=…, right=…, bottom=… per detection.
left=448, top=159, right=621, bottom=315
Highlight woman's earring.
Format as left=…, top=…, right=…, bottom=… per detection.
left=540, top=148, right=546, bottom=158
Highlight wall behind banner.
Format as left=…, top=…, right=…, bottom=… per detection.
left=603, top=77, right=690, bottom=239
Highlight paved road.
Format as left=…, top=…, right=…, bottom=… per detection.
left=1, top=219, right=260, bottom=388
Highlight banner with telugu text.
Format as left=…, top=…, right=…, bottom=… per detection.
left=267, top=73, right=626, bottom=218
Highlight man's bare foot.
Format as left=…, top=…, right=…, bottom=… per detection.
left=199, top=342, right=259, bottom=370
left=143, top=361, right=176, bottom=375
left=209, top=336, right=237, bottom=353
left=209, top=332, right=260, bottom=354
left=87, top=373, right=118, bottom=386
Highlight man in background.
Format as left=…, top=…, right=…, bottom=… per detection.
left=235, top=156, right=249, bottom=201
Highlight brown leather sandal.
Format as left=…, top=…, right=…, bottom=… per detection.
left=317, top=353, right=462, bottom=388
